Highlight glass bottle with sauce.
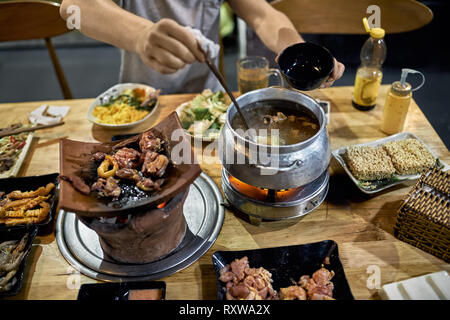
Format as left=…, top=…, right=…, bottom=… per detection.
left=352, top=18, right=387, bottom=111
left=380, top=68, right=425, bottom=135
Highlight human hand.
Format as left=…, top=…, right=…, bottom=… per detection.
left=136, top=19, right=205, bottom=74
left=320, top=58, right=345, bottom=88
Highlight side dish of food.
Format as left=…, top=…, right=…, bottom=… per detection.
left=218, top=256, right=336, bottom=300
left=176, top=89, right=230, bottom=140
left=332, top=132, right=447, bottom=193
left=88, top=84, right=160, bottom=128
left=0, top=124, right=33, bottom=179
left=0, top=183, right=55, bottom=226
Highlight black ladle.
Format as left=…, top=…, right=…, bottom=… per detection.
left=199, top=47, right=250, bottom=131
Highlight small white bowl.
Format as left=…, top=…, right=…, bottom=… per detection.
left=87, top=83, right=159, bottom=130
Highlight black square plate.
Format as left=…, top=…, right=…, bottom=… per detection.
left=77, top=281, right=166, bottom=300
left=0, top=226, right=38, bottom=297
left=0, top=173, right=59, bottom=233
left=212, top=240, right=354, bottom=300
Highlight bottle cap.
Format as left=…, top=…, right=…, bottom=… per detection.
left=392, top=81, right=412, bottom=96
left=363, top=18, right=385, bottom=39
left=393, top=68, right=425, bottom=95
left=370, top=28, right=385, bottom=39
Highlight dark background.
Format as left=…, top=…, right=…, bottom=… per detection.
left=0, top=0, right=448, bottom=148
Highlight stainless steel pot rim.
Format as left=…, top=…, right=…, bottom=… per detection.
left=222, top=168, right=329, bottom=208
left=225, top=87, right=327, bottom=150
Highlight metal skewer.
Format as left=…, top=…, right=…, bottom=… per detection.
left=199, top=46, right=250, bottom=131
left=0, top=121, right=65, bottom=138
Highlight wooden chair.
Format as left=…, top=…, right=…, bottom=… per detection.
left=0, top=0, right=73, bottom=99
left=271, top=0, right=433, bottom=34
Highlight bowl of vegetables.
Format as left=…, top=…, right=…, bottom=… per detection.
left=87, top=83, right=160, bottom=129
left=176, top=89, right=230, bottom=141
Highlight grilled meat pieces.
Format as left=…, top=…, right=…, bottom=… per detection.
left=139, top=131, right=162, bottom=153
left=61, top=175, right=90, bottom=195
left=113, top=147, right=141, bottom=169
left=91, top=177, right=121, bottom=200
left=8, top=183, right=54, bottom=200
left=116, top=168, right=164, bottom=192
left=141, top=151, right=169, bottom=178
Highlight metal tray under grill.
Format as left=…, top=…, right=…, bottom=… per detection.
left=55, top=172, right=224, bottom=281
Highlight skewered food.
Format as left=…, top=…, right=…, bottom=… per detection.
left=382, top=139, right=435, bottom=175
left=0, top=183, right=54, bottom=226
left=219, top=256, right=278, bottom=300
left=0, top=233, right=29, bottom=292
left=0, top=124, right=30, bottom=174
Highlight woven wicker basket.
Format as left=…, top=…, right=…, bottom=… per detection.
left=394, top=167, right=449, bottom=262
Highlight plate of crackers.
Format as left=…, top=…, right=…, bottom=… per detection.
left=0, top=173, right=59, bottom=231
left=332, top=132, right=449, bottom=194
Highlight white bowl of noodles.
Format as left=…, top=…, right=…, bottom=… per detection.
left=87, top=83, right=160, bottom=129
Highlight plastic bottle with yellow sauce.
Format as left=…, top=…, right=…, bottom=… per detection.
left=380, top=68, right=425, bottom=135
left=352, top=18, right=386, bottom=111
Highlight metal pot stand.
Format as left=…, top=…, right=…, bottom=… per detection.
left=56, top=172, right=224, bottom=281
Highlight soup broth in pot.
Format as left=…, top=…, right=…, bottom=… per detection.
left=231, top=100, right=320, bottom=146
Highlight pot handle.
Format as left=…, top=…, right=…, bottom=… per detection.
left=254, top=159, right=304, bottom=172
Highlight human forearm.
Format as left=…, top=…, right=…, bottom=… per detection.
left=229, top=0, right=304, bottom=55
left=60, top=0, right=150, bottom=53
left=60, top=0, right=204, bottom=74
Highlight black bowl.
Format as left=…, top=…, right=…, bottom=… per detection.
left=278, top=42, right=334, bottom=91
left=212, top=240, right=354, bottom=300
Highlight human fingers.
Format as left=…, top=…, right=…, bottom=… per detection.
left=158, top=19, right=205, bottom=62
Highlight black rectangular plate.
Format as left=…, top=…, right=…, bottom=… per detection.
left=77, top=281, right=166, bottom=300
left=0, top=225, right=38, bottom=297
left=0, top=173, right=59, bottom=232
left=212, top=240, right=354, bottom=300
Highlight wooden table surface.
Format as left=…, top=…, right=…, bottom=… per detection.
left=0, top=85, right=448, bottom=300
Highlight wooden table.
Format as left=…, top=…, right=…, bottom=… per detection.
left=1, top=85, right=448, bottom=300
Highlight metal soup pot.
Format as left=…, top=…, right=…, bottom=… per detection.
left=220, top=87, right=330, bottom=190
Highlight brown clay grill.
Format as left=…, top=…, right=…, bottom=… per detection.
left=58, top=112, right=202, bottom=263
left=59, top=112, right=201, bottom=217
